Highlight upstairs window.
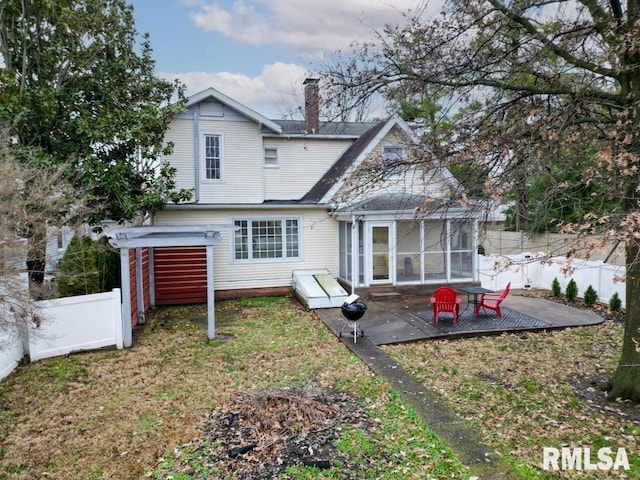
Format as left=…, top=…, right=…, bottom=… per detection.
left=382, top=145, right=405, bottom=178
left=204, top=133, right=222, bottom=180
left=264, top=146, right=280, bottom=167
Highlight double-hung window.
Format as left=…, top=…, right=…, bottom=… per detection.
left=264, top=146, right=279, bottom=167
left=204, top=133, right=222, bottom=180
left=234, top=218, right=301, bottom=261
left=382, top=145, right=405, bottom=178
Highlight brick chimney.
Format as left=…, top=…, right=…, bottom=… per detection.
left=304, top=78, right=320, bottom=134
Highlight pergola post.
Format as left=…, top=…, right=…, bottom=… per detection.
left=148, top=247, right=155, bottom=307
left=120, top=248, right=132, bottom=348
left=206, top=244, right=215, bottom=339
left=107, top=225, right=235, bottom=347
left=135, top=247, right=145, bottom=323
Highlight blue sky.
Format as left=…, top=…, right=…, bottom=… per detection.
left=128, top=0, right=439, bottom=119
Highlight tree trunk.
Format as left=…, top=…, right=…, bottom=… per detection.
left=606, top=244, right=640, bottom=402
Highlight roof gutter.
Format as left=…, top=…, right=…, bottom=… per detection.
left=163, top=202, right=329, bottom=211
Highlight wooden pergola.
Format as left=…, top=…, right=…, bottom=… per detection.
left=107, top=225, right=236, bottom=347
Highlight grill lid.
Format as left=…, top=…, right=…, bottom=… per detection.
left=341, top=299, right=367, bottom=320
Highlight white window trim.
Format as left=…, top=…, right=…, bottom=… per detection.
left=201, top=132, right=225, bottom=182
left=231, top=216, right=303, bottom=263
left=263, top=146, right=280, bottom=168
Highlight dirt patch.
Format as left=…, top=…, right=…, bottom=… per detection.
left=524, top=292, right=640, bottom=424
left=535, top=292, right=625, bottom=323
left=159, top=387, right=384, bottom=479
left=572, top=373, right=640, bottom=425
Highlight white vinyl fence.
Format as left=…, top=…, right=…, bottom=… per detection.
left=29, top=289, right=123, bottom=362
left=0, top=288, right=123, bottom=380
left=479, top=253, right=626, bottom=308
left=0, top=337, right=24, bottom=381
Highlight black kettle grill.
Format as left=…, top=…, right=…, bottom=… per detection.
left=339, top=297, right=367, bottom=343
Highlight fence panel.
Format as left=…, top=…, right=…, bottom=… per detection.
left=478, top=253, right=535, bottom=291
left=480, top=230, right=625, bottom=266
left=0, top=337, right=24, bottom=381
left=29, top=289, right=123, bottom=362
left=480, top=254, right=626, bottom=308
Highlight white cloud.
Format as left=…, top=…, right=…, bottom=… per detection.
left=167, top=1, right=444, bottom=120
left=162, top=62, right=310, bottom=118
left=188, top=0, right=434, bottom=56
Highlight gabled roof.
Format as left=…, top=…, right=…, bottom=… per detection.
left=187, top=87, right=283, bottom=134
left=302, top=116, right=419, bottom=205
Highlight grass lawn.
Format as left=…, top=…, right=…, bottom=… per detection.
left=384, top=314, right=640, bottom=478
left=0, top=295, right=637, bottom=479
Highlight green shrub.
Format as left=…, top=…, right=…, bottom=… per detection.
left=565, top=279, right=578, bottom=302
left=584, top=285, right=598, bottom=306
left=551, top=278, right=562, bottom=297
left=609, top=292, right=622, bottom=312
left=57, top=235, right=120, bottom=297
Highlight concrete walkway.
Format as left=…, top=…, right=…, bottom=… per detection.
left=314, top=293, right=604, bottom=478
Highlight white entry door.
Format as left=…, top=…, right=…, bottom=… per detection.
left=368, top=222, right=394, bottom=285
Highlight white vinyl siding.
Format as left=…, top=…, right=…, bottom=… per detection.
left=154, top=208, right=338, bottom=291
left=335, top=129, right=449, bottom=200
left=160, top=118, right=195, bottom=192
left=197, top=118, right=264, bottom=203
left=263, top=138, right=353, bottom=200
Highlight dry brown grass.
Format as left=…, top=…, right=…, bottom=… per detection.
left=1, top=294, right=639, bottom=479
left=0, top=298, right=378, bottom=479
left=384, top=315, right=640, bottom=478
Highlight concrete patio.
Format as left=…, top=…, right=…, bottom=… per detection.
left=316, top=290, right=604, bottom=346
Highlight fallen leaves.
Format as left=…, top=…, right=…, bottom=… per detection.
left=157, top=386, right=381, bottom=479
left=385, top=294, right=640, bottom=478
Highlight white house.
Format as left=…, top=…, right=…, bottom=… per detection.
left=152, top=78, right=480, bottom=302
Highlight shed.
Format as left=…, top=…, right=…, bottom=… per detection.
left=107, top=225, right=236, bottom=347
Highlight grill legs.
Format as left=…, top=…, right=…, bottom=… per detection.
left=339, top=318, right=364, bottom=343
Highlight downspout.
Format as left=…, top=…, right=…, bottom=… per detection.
left=193, top=111, right=200, bottom=203
left=473, top=219, right=479, bottom=282
left=351, top=215, right=358, bottom=295
left=446, top=220, right=451, bottom=283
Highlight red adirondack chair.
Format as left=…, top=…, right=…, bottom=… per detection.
left=474, top=282, right=511, bottom=318
left=430, top=287, right=462, bottom=323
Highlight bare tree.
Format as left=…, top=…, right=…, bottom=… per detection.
left=321, top=0, right=640, bottom=401
left=0, top=129, right=82, bottom=349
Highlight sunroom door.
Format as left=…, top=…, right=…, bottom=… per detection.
left=368, top=222, right=394, bottom=285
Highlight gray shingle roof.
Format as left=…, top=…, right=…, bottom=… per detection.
left=335, top=192, right=441, bottom=213
left=273, top=119, right=379, bottom=137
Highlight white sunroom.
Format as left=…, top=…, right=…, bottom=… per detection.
left=334, top=194, right=480, bottom=289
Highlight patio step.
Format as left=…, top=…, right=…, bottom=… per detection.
left=368, top=290, right=403, bottom=301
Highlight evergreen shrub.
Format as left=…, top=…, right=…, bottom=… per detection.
left=584, top=285, right=598, bottom=306
left=609, top=292, right=622, bottom=312
left=565, top=279, right=578, bottom=302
